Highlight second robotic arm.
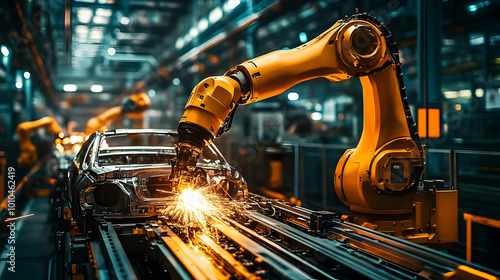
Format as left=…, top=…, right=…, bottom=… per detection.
left=16, top=117, right=63, bottom=169
left=85, top=92, right=151, bottom=134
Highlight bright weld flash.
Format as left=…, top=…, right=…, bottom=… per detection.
left=161, top=186, right=215, bottom=227
left=160, top=176, right=244, bottom=235
left=180, top=189, right=206, bottom=211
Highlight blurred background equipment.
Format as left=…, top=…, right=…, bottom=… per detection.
left=16, top=116, right=62, bottom=169
left=14, top=92, right=151, bottom=170
left=85, top=92, right=151, bottom=134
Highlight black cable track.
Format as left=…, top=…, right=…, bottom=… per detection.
left=347, top=13, right=425, bottom=191
left=348, top=13, right=423, bottom=152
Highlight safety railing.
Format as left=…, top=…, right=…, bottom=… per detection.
left=463, top=213, right=500, bottom=262
left=427, top=148, right=500, bottom=189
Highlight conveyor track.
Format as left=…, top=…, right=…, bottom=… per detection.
left=63, top=195, right=500, bottom=280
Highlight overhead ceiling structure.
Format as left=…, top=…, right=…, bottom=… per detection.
left=52, top=0, right=188, bottom=100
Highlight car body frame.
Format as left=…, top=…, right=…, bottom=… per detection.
left=67, top=129, right=247, bottom=220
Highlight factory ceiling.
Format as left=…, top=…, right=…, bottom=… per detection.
left=54, top=0, right=188, bottom=96
left=0, top=0, right=191, bottom=111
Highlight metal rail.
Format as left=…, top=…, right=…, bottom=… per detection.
left=228, top=218, right=339, bottom=280
left=245, top=212, right=411, bottom=280
left=332, top=219, right=500, bottom=279
left=157, top=226, right=221, bottom=280
left=98, top=222, right=138, bottom=280
left=63, top=206, right=500, bottom=280
left=214, top=221, right=315, bottom=280
left=241, top=194, right=500, bottom=279
left=197, top=234, right=257, bottom=279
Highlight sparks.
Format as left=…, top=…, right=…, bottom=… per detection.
left=159, top=175, right=248, bottom=244
left=161, top=186, right=231, bottom=229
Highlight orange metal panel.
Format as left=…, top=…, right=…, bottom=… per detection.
left=435, top=190, right=458, bottom=244
left=418, top=108, right=440, bottom=138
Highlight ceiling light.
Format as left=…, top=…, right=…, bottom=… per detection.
left=475, top=88, right=484, bottom=98
left=93, top=15, right=110, bottom=25
left=314, top=104, right=322, bottom=111
left=107, top=47, right=116, bottom=55
left=467, top=1, right=490, bottom=13
left=148, top=89, right=156, bottom=97
left=209, top=7, right=223, bottom=24
left=90, top=84, right=103, bottom=92
left=89, top=29, right=104, bottom=40
left=287, top=92, right=299, bottom=101
left=23, top=71, right=30, bottom=79
left=77, top=8, right=93, bottom=24
left=311, top=112, right=322, bottom=121
left=458, top=89, right=472, bottom=98
left=63, top=84, right=78, bottom=92
left=468, top=4, right=478, bottom=12
left=172, top=78, right=180, bottom=86
left=15, top=82, right=22, bottom=89
left=198, top=18, right=208, bottom=32
left=190, top=27, right=199, bottom=37
left=227, top=0, right=241, bottom=9
left=175, top=38, right=185, bottom=49
left=95, top=8, right=112, bottom=17
left=120, top=16, right=130, bottom=25
left=444, top=91, right=458, bottom=99
left=75, top=25, right=89, bottom=36
left=1, top=45, right=9, bottom=56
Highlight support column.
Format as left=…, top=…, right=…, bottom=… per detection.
left=418, top=0, right=442, bottom=141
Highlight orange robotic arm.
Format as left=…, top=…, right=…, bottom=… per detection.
left=85, top=92, right=151, bottom=134
left=175, top=14, right=424, bottom=221
left=16, top=116, right=63, bottom=169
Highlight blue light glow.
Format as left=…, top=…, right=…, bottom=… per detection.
left=299, top=32, right=308, bottom=43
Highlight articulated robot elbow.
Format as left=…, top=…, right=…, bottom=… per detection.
left=177, top=72, right=249, bottom=151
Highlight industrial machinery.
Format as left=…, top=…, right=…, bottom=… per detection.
left=46, top=14, right=500, bottom=280
left=15, top=93, right=151, bottom=169
left=172, top=13, right=457, bottom=244
left=85, top=92, right=151, bottom=134
left=16, top=116, right=62, bottom=169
